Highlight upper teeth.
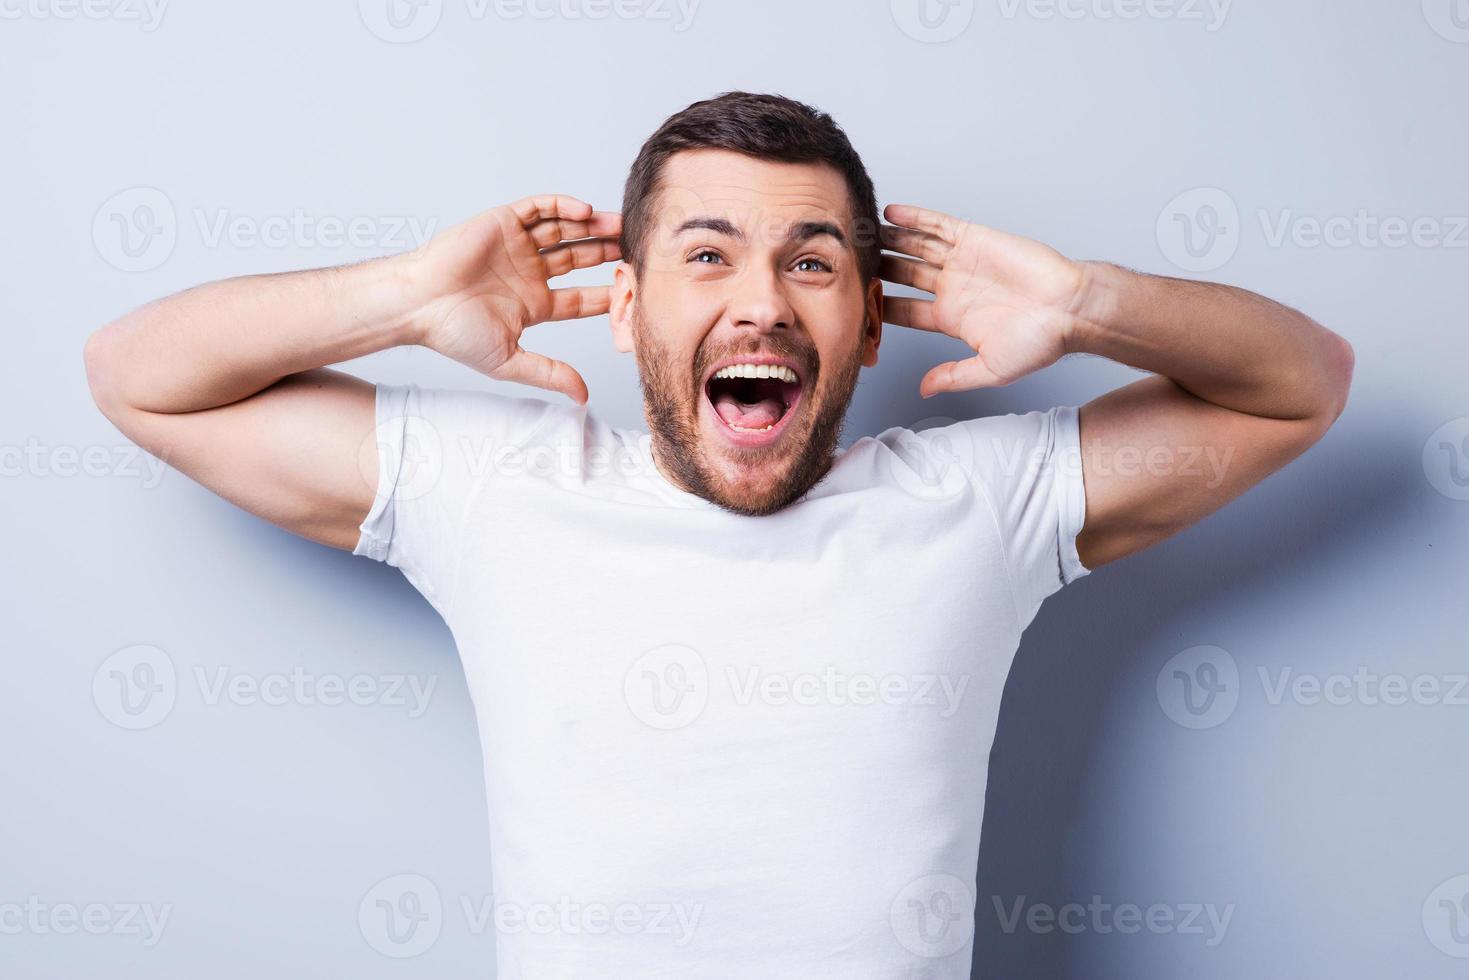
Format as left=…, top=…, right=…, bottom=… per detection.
left=713, top=363, right=797, bottom=383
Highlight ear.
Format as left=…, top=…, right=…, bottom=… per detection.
left=609, top=261, right=637, bottom=354
left=861, top=277, right=883, bottom=368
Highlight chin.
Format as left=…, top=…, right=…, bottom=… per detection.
left=700, top=451, right=812, bottom=517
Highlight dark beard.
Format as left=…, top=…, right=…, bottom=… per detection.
left=632, top=310, right=867, bottom=517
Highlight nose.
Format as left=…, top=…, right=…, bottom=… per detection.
left=725, top=264, right=795, bottom=336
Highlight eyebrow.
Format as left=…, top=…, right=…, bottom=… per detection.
left=673, top=216, right=849, bottom=249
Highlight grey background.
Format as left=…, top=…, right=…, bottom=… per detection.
left=3, top=0, right=1467, bottom=976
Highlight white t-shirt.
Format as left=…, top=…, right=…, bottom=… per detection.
left=354, top=382, right=1090, bottom=978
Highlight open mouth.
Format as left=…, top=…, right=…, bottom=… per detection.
left=704, top=361, right=804, bottom=444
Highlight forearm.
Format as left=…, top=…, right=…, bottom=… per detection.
left=85, top=252, right=425, bottom=415
left=1067, top=263, right=1355, bottom=423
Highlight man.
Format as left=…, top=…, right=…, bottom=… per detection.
left=84, top=92, right=1353, bottom=976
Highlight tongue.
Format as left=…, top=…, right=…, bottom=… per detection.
left=713, top=390, right=785, bottom=430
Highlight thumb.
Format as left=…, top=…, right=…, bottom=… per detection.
left=494, top=347, right=590, bottom=405
left=920, top=354, right=1007, bottom=398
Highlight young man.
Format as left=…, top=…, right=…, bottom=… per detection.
left=84, top=92, right=1353, bottom=976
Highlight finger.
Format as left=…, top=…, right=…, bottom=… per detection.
left=920, top=355, right=1009, bottom=398
left=883, top=203, right=967, bottom=244
left=527, top=211, right=623, bottom=249
left=496, top=347, right=590, bottom=405
left=510, top=194, right=595, bottom=227
left=880, top=254, right=939, bottom=294
left=546, top=285, right=612, bottom=321
left=541, top=238, right=622, bottom=278
left=880, top=224, right=951, bottom=265
left=882, top=296, right=939, bottom=332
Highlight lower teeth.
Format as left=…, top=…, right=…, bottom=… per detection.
left=729, top=422, right=776, bottom=432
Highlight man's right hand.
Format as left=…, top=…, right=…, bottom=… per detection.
left=411, top=195, right=622, bottom=405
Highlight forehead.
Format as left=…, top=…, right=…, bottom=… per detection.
left=651, top=148, right=853, bottom=237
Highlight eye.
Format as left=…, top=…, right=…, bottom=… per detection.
left=792, top=256, right=832, bottom=273
left=689, top=249, right=725, bottom=265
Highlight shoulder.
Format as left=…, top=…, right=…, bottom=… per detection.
left=861, top=407, right=1078, bottom=491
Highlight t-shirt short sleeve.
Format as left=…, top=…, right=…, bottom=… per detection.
left=353, top=382, right=572, bottom=616
left=950, top=405, right=1091, bottom=632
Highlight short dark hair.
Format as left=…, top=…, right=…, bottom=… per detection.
left=620, top=91, right=881, bottom=281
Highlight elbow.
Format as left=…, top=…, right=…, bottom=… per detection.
left=83, top=325, right=126, bottom=421
left=1327, top=334, right=1356, bottom=420
left=1312, top=333, right=1356, bottom=433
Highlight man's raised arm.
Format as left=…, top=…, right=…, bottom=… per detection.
left=877, top=203, right=1354, bottom=572
left=1063, top=266, right=1353, bottom=570
left=82, top=196, right=621, bottom=550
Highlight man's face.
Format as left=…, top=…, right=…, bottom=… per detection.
left=611, top=149, right=882, bottom=516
